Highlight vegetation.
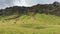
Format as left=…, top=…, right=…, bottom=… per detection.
left=0, top=1, right=60, bottom=34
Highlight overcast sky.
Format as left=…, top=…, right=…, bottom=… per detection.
left=0, top=0, right=60, bottom=9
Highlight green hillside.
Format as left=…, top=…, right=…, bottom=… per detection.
left=0, top=1, right=60, bottom=34
left=0, top=14, right=60, bottom=34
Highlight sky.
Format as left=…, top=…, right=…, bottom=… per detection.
left=0, top=0, right=60, bottom=9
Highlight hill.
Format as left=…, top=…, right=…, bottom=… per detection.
left=0, top=1, right=60, bottom=34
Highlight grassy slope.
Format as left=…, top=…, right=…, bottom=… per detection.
left=0, top=13, right=60, bottom=34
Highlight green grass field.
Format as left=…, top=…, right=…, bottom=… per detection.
left=0, top=13, right=60, bottom=34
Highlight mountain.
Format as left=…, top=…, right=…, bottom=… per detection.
left=0, top=1, right=60, bottom=16
left=53, top=1, right=60, bottom=6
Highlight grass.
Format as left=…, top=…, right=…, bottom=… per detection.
left=21, top=23, right=46, bottom=29
left=0, top=13, right=60, bottom=34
